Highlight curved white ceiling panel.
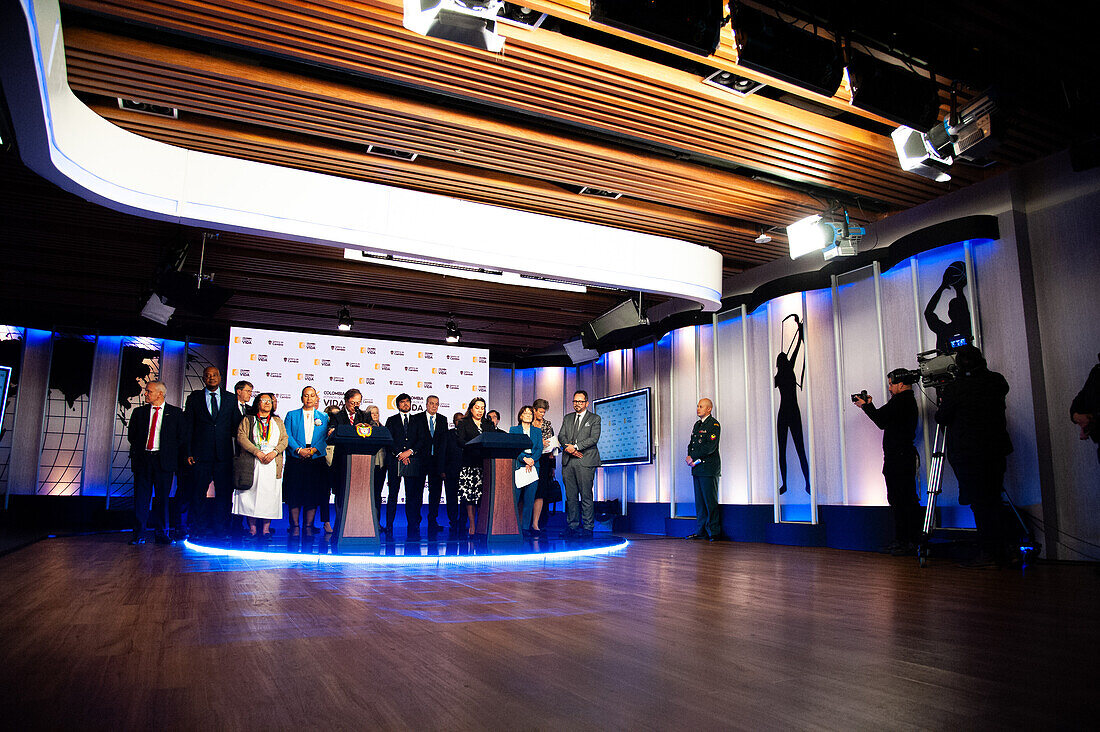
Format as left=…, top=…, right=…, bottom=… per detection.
left=2, top=0, right=723, bottom=310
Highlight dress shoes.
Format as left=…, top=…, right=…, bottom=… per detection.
left=684, top=533, right=706, bottom=540
left=128, top=535, right=147, bottom=546
left=154, top=534, right=175, bottom=545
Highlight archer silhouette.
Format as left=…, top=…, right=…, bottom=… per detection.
left=775, top=314, right=810, bottom=495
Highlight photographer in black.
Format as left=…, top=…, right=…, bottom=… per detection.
left=934, top=345, right=1013, bottom=567
left=852, top=369, right=920, bottom=555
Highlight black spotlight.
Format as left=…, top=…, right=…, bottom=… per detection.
left=732, top=4, right=843, bottom=98
left=847, top=50, right=942, bottom=130
left=445, top=319, right=461, bottom=343
left=337, top=307, right=354, bottom=331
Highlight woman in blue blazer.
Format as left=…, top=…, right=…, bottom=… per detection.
left=510, top=405, right=541, bottom=536
left=283, top=386, right=331, bottom=536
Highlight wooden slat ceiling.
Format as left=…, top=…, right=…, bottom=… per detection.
left=0, top=1, right=1080, bottom=359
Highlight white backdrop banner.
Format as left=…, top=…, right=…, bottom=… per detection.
left=227, top=327, right=489, bottom=419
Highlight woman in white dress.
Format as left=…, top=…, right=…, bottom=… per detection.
left=233, top=392, right=289, bottom=539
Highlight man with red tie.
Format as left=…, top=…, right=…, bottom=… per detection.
left=127, top=381, right=188, bottom=545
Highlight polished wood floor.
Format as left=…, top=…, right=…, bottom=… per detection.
left=0, top=534, right=1095, bottom=730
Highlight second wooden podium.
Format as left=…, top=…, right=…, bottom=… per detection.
left=329, top=423, right=392, bottom=549
left=466, top=431, right=533, bottom=543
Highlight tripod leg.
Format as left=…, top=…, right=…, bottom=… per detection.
left=918, top=424, right=946, bottom=567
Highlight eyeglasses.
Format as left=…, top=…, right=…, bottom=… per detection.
left=573, top=399, right=587, bottom=404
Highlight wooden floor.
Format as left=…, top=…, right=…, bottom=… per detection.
left=0, top=534, right=1095, bottom=731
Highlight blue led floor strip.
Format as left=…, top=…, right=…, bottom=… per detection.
left=183, top=538, right=629, bottom=566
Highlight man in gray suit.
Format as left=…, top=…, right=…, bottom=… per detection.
left=558, top=390, right=601, bottom=538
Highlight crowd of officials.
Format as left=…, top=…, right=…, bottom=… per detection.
left=126, top=366, right=581, bottom=544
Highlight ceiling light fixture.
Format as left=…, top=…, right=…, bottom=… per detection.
left=754, top=229, right=773, bottom=244
left=343, top=249, right=587, bottom=293
left=703, top=69, right=766, bottom=97
left=786, top=210, right=864, bottom=260
left=445, top=318, right=461, bottom=343
left=337, top=306, right=354, bottom=331
left=402, top=0, right=506, bottom=53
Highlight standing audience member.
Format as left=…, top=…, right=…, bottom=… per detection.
left=283, top=386, right=329, bottom=536
left=510, top=405, right=540, bottom=536
left=531, top=398, right=556, bottom=532
left=364, top=405, right=388, bottom=526
left=558, top=390, right=601, bottom=538
left=935, top=346, right=1013, bottom=567
left=321, top=404, right=342, bottom=533
left=234, top=393, right=288, bottom=539
left=853, top=370, right=921, bottom=554
left=456, top=398, right=494, bottom=536
left=415, top=395, right=450, bottom=533
left=444, top=412, right=465, bottom=534
left=685, top=398, right=723, bottom=542
left=232, top=380, right=253, bottom=419
left=1070, top=354, right=1100, bottom=464
left=384, top=393, right=429, bottom=538
left=185, top=366, right=240, bottom=537
left=127, top=381, right=188, bottom=545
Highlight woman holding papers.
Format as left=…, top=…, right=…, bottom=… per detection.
left=531, top=398, right=558, bottom=532
left=510, top=405, right=541, bottom=537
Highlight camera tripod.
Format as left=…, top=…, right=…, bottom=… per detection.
left=917, top=423, right=1041, bottom=567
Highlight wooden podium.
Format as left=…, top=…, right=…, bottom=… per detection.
left=329, top=423, right=392, bottom=549
left=466, top=432, right=533, bottom=543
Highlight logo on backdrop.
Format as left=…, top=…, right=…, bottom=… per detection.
left=924, top=260, right=973, bottom=354
left=228, top=327, right=488, bottom=420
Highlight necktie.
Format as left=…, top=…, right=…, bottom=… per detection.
left=146, top=406, right=160, bottom=450
left=209, top=392, right=217, bottom=417
left=429, top=415, right=435, bottom=454
left=403, top=413, right=408, bottom=429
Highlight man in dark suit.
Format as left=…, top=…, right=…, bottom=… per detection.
left=328, top=388, right=371, bottom=515
left=413, top=394, right=449, bottom=533
left=444, top=411, right=464, bottom=534
left=184, top=366, right=239, bottom=537
left=558, top=390, right=602, bottom=538
left=384, top=393, right=429, bottom=538
left=685, top=398, right=723, bottom=542
left=128, top=381, right=188, bottom=545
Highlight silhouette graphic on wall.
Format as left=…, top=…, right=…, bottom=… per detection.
left=775, top=314, right=810, bottom=495
left=924, top=261, right=973, bottom=354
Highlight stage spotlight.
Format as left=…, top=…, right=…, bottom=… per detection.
left=337, top=306, right=354, bottom=331
left=787, top=212, right=863, bottom=260
left=891, top=125, right=953, bottom=182
left=445, top=319, right=461, bottom=343
left=403, top=0, right=506, bottom=53
left=847, top=51, right=941, bottom=130
left=786, top=214, right=828, bottom=258
left=732, top=4, right=844, bottom=98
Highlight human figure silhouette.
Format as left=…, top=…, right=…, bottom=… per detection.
left=775, top=315, right=810, bottom=495
left=924, top=261, right=972, bottom=354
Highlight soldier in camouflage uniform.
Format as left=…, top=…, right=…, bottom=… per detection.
left=685, top=398, right=723, bottom=542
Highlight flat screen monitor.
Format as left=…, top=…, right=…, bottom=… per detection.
left=591, top=387, right=652, bottom=466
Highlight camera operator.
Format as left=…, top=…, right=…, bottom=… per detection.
left=934, top=345, right=1013, bottom=567
left=852, top=369, right=920, bottom=555
left=1070, top=354, right=1100, bottom=465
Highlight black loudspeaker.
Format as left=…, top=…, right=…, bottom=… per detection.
left=590, top=0, right=724, bottom=56
left=157, top=271, right=232, bottom=318
left=733, top=4, right=843, bottom=98
left=581, top=299, right=647, bottom=349
left=848, top=51, right=941, bottom=130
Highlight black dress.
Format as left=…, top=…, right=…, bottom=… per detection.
left=455, top=416, right=494, bottom=504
